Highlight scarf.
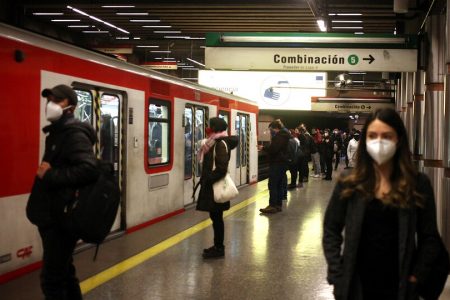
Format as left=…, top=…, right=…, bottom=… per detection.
left=197, top=131, right=228, bottom=163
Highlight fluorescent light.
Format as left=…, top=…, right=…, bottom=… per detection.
left=117, top=12, right=148, bottom=15
left=102, top=5, right=135, bottom=8
left=116, top=37, right=129, bottom=39
left=332, top=20, right=363, bottom=23
left=130, top=19, right=160, bottom=22
left=133, top=37, right=141, bottom=40
left=164, top=36, right=190, bottom=39
left=186, top=58, right=205, bottom=67
left=136, top=45, right=159, bottom=48
left=338, top=13, right=362, bottom=16
left=162, top=58, right=176, bottom=60
left=67, top=6, right=129, bottom=34
left=154, top=30, right=181, bottom=33
left=221, top=35, right=405, bottom=44
left=68, top=25, right=90, bottom=28
left=317, top=19, right=327, bottom=32
left=332, top=26, right=363, bottom=29
left=33, top=13, right=64, bottom=15
left=354, top=32, right=364, bottom=35
left=82, top=31, right=109, bottom=33
left=185, top=37, right=205, bottom=40
left=51, top=19, right=81, bottom=22
left=150, top=50, right=171, bottom=53
left=143, top=25, right=171, bottom=28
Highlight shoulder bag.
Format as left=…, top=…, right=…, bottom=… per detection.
left=212, top=140, right=239, bottom=203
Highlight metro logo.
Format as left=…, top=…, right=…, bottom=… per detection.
left=16, top=246, right=33, bottom=259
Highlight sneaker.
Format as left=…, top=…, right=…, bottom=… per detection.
left=313, top=174, right=320, bottom=178
left=202, top=246, right=224, bottom=259
left=259, top=205, right=278, bottom=214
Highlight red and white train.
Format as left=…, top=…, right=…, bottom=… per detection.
left=0, top=23, right=259, bottom=283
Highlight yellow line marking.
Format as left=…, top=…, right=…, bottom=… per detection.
left=80, top=188, right=269, bottom=294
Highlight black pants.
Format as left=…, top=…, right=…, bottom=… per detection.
left=38, top=226, right=82, bottom=300
left=325, top=155, right=333, bottom=179
left=334, top=151, right=340, bottom=170
left=288, top=162, right=298, bottom=185
left=209, top=211, right=224, bottom=248
left=297, top=156, right=309, bottom=182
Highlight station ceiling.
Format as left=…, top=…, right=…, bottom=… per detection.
left=1, top=0, right=438, bottom=79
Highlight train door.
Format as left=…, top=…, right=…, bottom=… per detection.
left=235, top=113, right=250, bottom=186
left=73, top=86, right=125, bottom=233
left=183, top=105, right=207, bottom=206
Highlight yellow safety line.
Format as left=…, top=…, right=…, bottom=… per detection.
left=80, top=188, right=269, bottom=294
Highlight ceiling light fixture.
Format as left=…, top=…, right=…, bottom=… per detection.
left=67, top=6, right=130, bottom=34
left=102, top=5, right=135, bottom=8
left=164, top=36, right=190, bottom=39
left=185, top=37, right=205, bottom=40
left=117, top=12, right=149, bottom=16
left=116, top=37, right=129, bottom=39
left=150, top=50, right=171, bottom=53
left=154, top=30, right=181, bottom=33
left=136, top=45, right=159, bottom=48
left=186, top=58, right=205, bottom=67
left=68, top=25, right=90, bottom=28
left=316, top=19, right=327, bottom=32
left=331, top=20, right=363, bottom=23
left=82, top=31, right=109, bottom=33
left=51, top=19, right=81, bottom=22
left=332, top=26, right=363, bottom=29
left=33, top=13, right=64, bottom=15
left=133, top=37, right=141, bottom=40
left=354, top=32, right=364, bottom=35
left=130, top=19, right=160, bottom=22
left=142, top=25, right=171, bottom=28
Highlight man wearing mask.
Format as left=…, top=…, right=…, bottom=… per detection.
left=347, top=130, right=360, bottom=168
left=259, top=120, right=290, bottom=213
left=322, top=129, right=334, bottom=180
left=332, top=129, right=342, bottom=171
left=27, top=84, right=98, bottom=299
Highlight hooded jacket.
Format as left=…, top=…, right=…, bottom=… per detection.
left=263, top=129, right=290, bottom=164
left=196, top=136, right=238, bottom=212
left=27, top=114, right=98, bottom=227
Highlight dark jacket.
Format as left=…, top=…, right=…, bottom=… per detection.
left=196, top=136, right=238, bottom=212
left=263, top=129, right=290, bottom=164
left=322, top=136, right=334, bottom=158
left=27, top=115, right=98, bottom=227
left=323, top=172, right=442, bottom=300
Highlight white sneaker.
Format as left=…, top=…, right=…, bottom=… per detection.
left=313, top=174, right=320, bottom=178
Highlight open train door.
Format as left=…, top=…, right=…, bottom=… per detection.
left=235, top=113, right=250, bottom=186
left=183, top=105, right=207, bottom=206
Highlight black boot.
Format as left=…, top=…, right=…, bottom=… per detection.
left=202, top=246, right=225, bottom=258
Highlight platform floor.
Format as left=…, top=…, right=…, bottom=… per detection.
left=2, top=168, right=450, bottom=299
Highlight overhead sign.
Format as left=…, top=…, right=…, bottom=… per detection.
left=199, top=70, right=326, bottom=110
left=311, top=102, right=395, bottom=113
left=141, top=62, right=177, bottom=70
left=94, top=47, right=133, bottom=54
left=205, top=47, right=417, bottom=72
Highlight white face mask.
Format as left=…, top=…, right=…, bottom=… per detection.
left=366, top=139, right=397, bottom=165
left=46, top=101, right=71, bottom=122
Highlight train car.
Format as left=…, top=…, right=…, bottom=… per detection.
left=0, top=23, right=259, bottom=283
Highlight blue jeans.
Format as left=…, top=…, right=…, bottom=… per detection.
left=268, top=163, right=287, bottom=207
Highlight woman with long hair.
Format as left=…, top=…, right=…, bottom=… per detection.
left=196, top=117, right=238, bottom=258
left=323, top=108, right=446, bottom=300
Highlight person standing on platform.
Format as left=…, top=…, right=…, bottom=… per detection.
left=196, top=117, right=238, bottom=259
left=323, top=108, right=447, bottom=300
left=310, top=128, right=322, bottom=178
left=27, top=84, right=98, bottom=300
left=346, top=130, right=360, bottom=168
left=333, top=129, right=343, bottom=171
left=322, top=129, right=334, bottom=181
left=287, top=129, right=300, bottom=189
left=297, top=126, right=310, bottom=185
left=342, top=131, right=350, bottom=169
left=259, top=120, right=290, bottom=213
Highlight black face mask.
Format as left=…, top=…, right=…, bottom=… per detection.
left=354, top=135, right=360, bottom=141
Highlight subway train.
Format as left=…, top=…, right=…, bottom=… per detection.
left=0, top=23, right=259, bottom=282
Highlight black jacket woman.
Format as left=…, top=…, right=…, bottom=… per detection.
left=323, top=108, right=445, bottom=300
left=196, top=117, right=238, bottom=258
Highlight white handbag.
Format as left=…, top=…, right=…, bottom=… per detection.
left=212, top=140, right=239, bottom=203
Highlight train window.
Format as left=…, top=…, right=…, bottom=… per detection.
left=148, top=99, right=170, bottom=166
left=194, top=108, right=205, bottom=177
left=184, top=107, right=193, bottom=179
left=100, top=94, right=120, bottom=169
left=74, top=89, right=93, bottom=123
left=218, top=111, right=229, bottom=130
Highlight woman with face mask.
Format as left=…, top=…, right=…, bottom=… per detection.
left=323, top=108, right=448, bottom=300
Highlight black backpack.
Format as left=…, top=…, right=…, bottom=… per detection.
left=64, top=160, right=120, bottom=256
